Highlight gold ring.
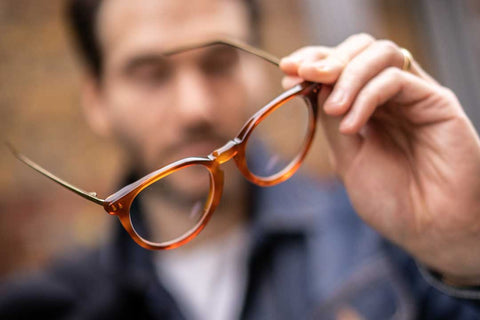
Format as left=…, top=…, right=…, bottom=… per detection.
left=399, top=48, right=413, bottom=71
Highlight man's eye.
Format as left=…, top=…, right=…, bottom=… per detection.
left=130, top=65, right=172, bottom=86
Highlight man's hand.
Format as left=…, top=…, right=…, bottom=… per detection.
left=280, top=33, right=480, bottom=286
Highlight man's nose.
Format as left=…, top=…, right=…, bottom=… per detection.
left=174, top=69, right=216, bottom=125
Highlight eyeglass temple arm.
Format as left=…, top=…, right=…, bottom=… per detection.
left=6, top=142, right=105, bottom=206
left=162, top=38, right=281, bottom=67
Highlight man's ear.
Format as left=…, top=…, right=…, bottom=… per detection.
left=81, top=74, right=112, bottom=137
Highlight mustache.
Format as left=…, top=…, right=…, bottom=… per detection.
left=163, top=123, right=231, bottom=158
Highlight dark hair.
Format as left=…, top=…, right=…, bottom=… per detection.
left=66, top=0, right=260, bottom=78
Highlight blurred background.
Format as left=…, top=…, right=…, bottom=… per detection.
left=1, top=0, right=479, bottom=278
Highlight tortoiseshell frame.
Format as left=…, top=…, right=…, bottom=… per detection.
left=9, top=38, right=321, bottom=250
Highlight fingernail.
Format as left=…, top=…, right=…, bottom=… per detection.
left=340, top=115, right=355, bottom=132
left=329, top=88, right=346, bottom=105
left=324, top=89, right=348, bottom=115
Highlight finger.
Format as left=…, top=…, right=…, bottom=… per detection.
left=297, top=33, right=375, bottom=84
left=281, top=75, right=304, bottom=89
left=317, top=85, right=362, bottom=177
left=323, top=40, right=404, bottom=116
left=339, top=67, right=435, bottom=134
left=280, top=46, right=332, bottom=76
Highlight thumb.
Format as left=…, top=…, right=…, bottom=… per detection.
left=317, top=85, right=362, bottom=178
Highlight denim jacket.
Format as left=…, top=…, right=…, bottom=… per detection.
left=1, top=172, right=479, bottom=319
left=237, top=173, right=480, bottom=319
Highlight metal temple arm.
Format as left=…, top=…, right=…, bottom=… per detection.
left=162, top=37, right=281, bottom=66
left=6, top=142, right=105, bottom=206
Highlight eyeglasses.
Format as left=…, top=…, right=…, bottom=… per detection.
left=9, top=38, right=321, bottom=250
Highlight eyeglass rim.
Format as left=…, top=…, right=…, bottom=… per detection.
left=115, top=159, right=224, bottom=250
left=233, top=83, right=319, bottom=186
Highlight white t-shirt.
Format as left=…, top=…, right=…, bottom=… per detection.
left=155, top=226, right=250, bottom=320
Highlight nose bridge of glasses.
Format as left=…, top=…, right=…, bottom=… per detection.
left=208, top=139, right=240, bottom=164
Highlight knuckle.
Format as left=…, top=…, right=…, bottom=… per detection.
left=352, top=33, right=376, bottom=44
left=359, top=85, right=378, bottom=104
left=382, top=66, right=402, bottom=80
left=340, top=33, right=375, bottom=50
left=342, top=62, right=365, bottom=80
left=374, top=67, right=403, bottom=87
left=436, top=86, right=465, bottom=117
left=289, top=46, right=332, bottom=61
left=375, top=39, right=399, bottom=57
left=439, top=86, right=458, bottom=103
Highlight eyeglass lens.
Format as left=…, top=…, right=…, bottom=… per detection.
left=245, top=95, right=311, bottom=179
left=130, top=165, right=212, bottom=244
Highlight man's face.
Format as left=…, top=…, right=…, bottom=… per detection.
left=93, top=0, right=255, bottom=176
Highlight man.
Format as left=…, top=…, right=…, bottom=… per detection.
left=1, top=0, right=480, bottom=319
